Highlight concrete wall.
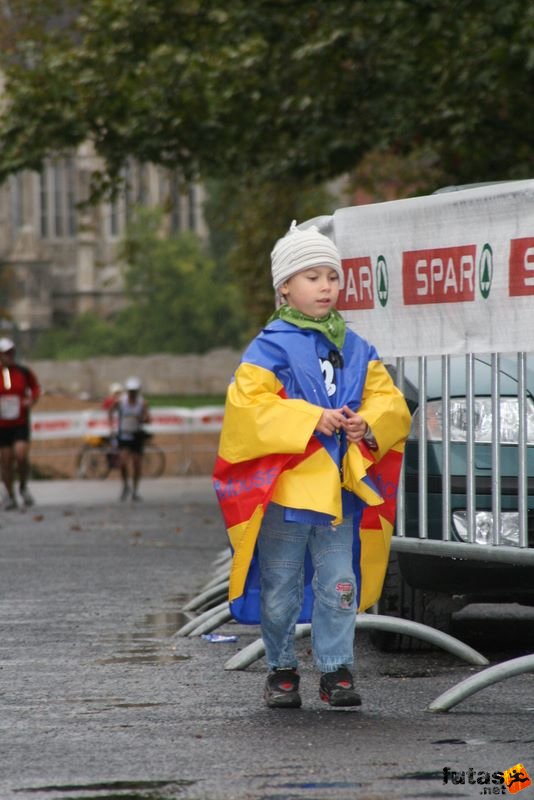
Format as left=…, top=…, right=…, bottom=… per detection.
left=28, top=348, right=241, bottom=399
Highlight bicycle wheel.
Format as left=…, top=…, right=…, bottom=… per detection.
left=142, top=444, right=166, bottom=477
left=77, top=446, right=111, bottom=479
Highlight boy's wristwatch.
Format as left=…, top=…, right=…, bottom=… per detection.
left=363, top=424, right=378, bottom=450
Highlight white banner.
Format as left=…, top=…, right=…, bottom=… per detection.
left=303, top=180, right=534, bottom=358
left=31, top=406, right=225, bottom=440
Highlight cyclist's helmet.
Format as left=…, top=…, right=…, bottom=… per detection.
left=125, top=376, right=142, bottom=391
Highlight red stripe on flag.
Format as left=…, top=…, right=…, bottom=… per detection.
left=213, top=437, right=323, bottom=530
left=365, top=448, right=404, bottom=527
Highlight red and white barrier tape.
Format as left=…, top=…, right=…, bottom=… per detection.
left=31, top=406, right=225, bottom=440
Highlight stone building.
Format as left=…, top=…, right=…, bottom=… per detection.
left=0, top=145, right=207, bottom=349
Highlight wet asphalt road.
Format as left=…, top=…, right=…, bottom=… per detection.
left=1, top=477, right=533, bottom=800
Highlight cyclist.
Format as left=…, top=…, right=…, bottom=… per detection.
left=109, top=376, right=151, bottom=501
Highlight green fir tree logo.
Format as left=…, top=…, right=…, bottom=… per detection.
left=376, top=255, right=389, bottom=307
left=479, top=244, right=493, bottom=299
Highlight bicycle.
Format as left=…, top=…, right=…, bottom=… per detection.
left=76, top=433, right=166, bottom=479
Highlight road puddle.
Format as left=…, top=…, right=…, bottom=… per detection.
left=141, top=610, right=190, bottom=635
left=15, top=778, right=195, bottom=798
left=96, top=602, right=191, bottom=666
left=96, top=652, right=189, bottom=665
left=395, top=770, right=444, bottom=781
left=276, top=780, right=363, bottom=790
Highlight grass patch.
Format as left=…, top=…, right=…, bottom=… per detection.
left=147, top=394, right=225, bottom=408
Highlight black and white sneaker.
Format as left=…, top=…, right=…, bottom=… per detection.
left=3, top=495, right=18, bottom=511
left=20, top=486, right=34, bottom=507
left=319, top=666, right=361, bottom=708
left=264, top=668, right=302, bottom=709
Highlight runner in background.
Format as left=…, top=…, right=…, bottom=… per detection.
left=109, top=376, right=151, bottom=502
left=0, top=338, right=41, bottom=509
left=102, top=381, right=124, bottom=462
left=102, top=382, right=124, bottom=413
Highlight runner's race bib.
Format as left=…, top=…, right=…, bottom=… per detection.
left=0, top=395, right=21, bottom=420
left=121, top=414, right=140, bottom=434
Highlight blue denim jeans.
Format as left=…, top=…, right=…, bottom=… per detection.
left=257, top=502, right=358, bottom=673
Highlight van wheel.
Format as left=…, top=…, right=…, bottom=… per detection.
left=369, top=551, right=454, bottom=652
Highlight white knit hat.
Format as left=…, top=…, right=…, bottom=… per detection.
left=271, top=221, right=343, bottom=295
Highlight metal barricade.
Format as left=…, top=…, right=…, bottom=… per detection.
left=391, top=350, right=534, bottom=565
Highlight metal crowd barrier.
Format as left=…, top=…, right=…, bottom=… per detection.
left=393, top=351, right=533, bottom=563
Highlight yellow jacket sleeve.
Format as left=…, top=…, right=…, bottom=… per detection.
left=355, top=360, right=412, bottom=460
left=218, top=362, right=323, bottom=464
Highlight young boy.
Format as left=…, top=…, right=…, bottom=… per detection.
left=213, top=221, right=411, bottom=709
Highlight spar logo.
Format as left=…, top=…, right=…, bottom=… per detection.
left=403, top=244, right=493, bottom=305
left=338, top=257, right=374, bottom=310
left=479, top=244, right=493, bottom=299
left=509, top=237, right=534, bottom=296
left=338, top=255, right=389, bottom=309
left=376, top=255, right=389, bottom=307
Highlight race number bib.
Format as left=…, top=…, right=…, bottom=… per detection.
left=0, top=395, right=21, bottom=420
left=121, top=414, right=140, bottom=434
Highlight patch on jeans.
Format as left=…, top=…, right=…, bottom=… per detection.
left=336, top=582, right=354, bottom=609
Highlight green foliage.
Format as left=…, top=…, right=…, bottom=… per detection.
left=204, top=176, right=338, bottom=334
left=0, top=0, right=532, bottom=189
left=147, top=394, right=226, bottom=408
left=2, top=1, right=533, bottom=338
left=32, top=311, right=122, bottom=359
left=33, top=208, right=246, bottom=358
left=119, top=207, right=245, bottom=352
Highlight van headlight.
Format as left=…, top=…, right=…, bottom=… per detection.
left=409, top=397, right=534, bottom=444
left=452, top=510, right=520, bottom=546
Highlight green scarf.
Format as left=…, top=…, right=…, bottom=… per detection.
left=268, top=305, right=346, bottom=350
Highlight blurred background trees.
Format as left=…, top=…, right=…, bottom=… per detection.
left=33, top=208, right=245, bottom=358
left=1, top=0, right=532, bottom=342
left=1, top=0, right=532, bottom=185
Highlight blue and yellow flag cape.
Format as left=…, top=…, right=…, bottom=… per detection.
left=213, top=320, right=411, bottom=624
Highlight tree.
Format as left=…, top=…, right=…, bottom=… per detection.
left=204, top=176, right=338, bottom=336
left=2, top=1, right=532, bottom=334
left=119, top=207, right=245, bottom=353
left=0, top=0, right=532, bottom=189
left=33, top=208, right=246, bottom=358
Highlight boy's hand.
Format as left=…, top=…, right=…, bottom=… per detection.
left=315, top=408, right=347, bottom=436
left=341, top=405, right=370, bottom=443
